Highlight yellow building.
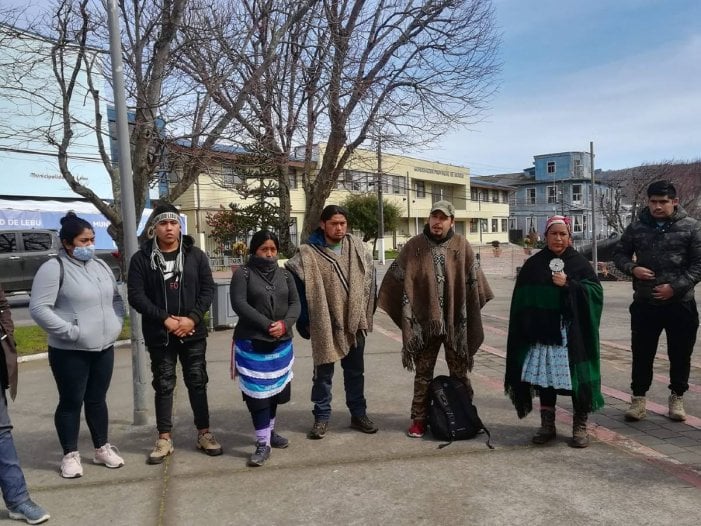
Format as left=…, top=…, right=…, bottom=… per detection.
left=172, top=144, right=511, bottom=255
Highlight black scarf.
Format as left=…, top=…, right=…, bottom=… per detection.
left=247, top=255, right=279, bottom=282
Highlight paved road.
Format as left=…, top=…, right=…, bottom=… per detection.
left=6, top=249, right=701, bottom=526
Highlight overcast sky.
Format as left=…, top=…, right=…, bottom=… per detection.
left=429, top=0, right=701, bottom=175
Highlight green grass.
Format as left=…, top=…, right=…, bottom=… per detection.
left=14, top=319, right=132, bottom=357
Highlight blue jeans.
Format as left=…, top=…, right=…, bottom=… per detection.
left=0, top=390, right=30, bottom=509
left=311, top=333, right=367, bottom=421
left=48, top=346, right=114, bottom=454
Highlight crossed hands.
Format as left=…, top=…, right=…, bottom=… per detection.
left=268, top=320, right=286, bottom=339
left=165, top=315, right=196, bottom=338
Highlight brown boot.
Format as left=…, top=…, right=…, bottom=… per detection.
left=532, top=407, right=556, bottom=444
left=569, top=412, right=589, bottom=448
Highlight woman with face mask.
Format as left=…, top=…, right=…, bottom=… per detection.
left=30, top=212, right=125, bottom=479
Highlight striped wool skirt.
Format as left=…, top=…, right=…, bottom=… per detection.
left=232, top=338, right=294, bottom=401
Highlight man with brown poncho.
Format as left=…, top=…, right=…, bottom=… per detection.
left=378, top=200, right=493, bottom=438
left=286, top=205, right=378, bottom=440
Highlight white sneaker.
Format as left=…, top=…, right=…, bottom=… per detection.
left=624, top=396, right=646, bottom=421
left=60, top=451, right=83, bottom=478
left=93, top=443, right=125, bottom=468
left=668, top=393, right=687, bottom=421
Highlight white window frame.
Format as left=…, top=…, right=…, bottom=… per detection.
left=415, top=180, right=426, bottom=198
left=572, top=184, right=582, bottom=203
left=547, top=185, right=557, bottom=204
left=527, top=188, right=536, bottom=205
left=572, top=214, right=583, bottom=233
left=547, top=161, right=556, bottom=174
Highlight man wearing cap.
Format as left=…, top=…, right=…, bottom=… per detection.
left=127, top=203, right=222, bottom=463
left=378, top=200, right=493, bottom=438
left=613, top=180, right=701, bottom=422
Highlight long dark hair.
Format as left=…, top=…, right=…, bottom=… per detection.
left=249, top=230, right=279, bottom=255
left=59, top=212, right=94, bottom=245
left=320, top=205, right=348, bottom=222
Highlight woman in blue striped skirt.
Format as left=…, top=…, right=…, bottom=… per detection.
left=229, top=231, right=300, bottom=466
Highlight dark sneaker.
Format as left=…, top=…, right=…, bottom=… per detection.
left=247, top=441, right=271, bottom=467
left=307, top=421, right=328, bottom=440
left=8, top=499, right=50, bottom=524
left=350, top=415, right=378, bottom=434
left=197, top=431, right=223, bottom=456
left=270, top=430, right=289, bottom=449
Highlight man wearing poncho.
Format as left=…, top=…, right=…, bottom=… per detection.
left=504, top=216, right=604, bottom=448
left=286, top=205, right=378, bottom=440
left=378, top=200, right=493, bottom=439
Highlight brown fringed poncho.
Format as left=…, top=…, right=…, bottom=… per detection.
left=378, top=231, right=493, bottom=371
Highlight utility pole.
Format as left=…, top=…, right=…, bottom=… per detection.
left=376, top=136, right=385, bottom=265
left=107, top=0, right=150, bottom=426
left=590, top=141, right=598, bottom=272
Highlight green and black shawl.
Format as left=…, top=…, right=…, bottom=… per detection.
left=504, top=246, right=604, bottom=418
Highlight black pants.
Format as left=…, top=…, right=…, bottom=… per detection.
left=148, top=338, right=210, bottom=434
left=629, top=300, right=699, bottom=396
left=48, top=346, right=114, bottom=454
left=538, top=387, right=587, bottom=414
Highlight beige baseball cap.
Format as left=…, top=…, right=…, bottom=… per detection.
left=430, top=200, right=455, bottom=217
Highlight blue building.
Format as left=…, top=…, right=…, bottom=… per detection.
left=474, top=151, right=614, bottom=244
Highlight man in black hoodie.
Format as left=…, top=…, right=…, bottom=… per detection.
left=127, top=204, right=220, bottom=464
left=614, top=180, right=701, bottom=423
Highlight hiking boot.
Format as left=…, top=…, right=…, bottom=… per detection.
left=532, top=408, right=556, bottom=445
left=569, top=412, right=590, bottom=448
left=624, top=396, right=646, bottom=421
left=307, top=421, right=328, bottom=440
left=668, top=393, right=687, bottom=421
left=8, top=499, right=50, bottom=525
left=148, top=437, right=174, bottom=465
left=407, top=419, right=426, bottom=438
left=350, top=415, right=379, bottom=434
left=60, top=451, right=83, bottom=478
left=270, top=430, right=289, bottom=449
left=197, top=431, right=223, bottom=456
left=93, top=443, right=125, bottom=468
left=247, top=441, right=271, bottom=467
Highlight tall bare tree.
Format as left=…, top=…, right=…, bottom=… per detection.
left=297, top=0, right=501, bottom=238
left=0, top=0, right=314, bottom=268
left=182, top=0, right=500, bottom=244
left=599, top=159, right=701, bottom=232
left=178, top=0, right=321, bottom=254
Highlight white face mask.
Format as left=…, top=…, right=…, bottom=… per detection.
left=72, top=245, right=95, bottom=261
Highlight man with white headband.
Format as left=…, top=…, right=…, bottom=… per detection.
left=127, top=203, right=221, bottom=464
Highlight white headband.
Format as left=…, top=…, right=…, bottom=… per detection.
left=153, top=212, right=179, bottom=225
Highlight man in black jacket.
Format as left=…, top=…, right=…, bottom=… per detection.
left=614, top=180, right=701, bottom=422
left=127, top=204, right=221, bottom=464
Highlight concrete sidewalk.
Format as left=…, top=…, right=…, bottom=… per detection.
left=6, top=260, right=701, bottom=525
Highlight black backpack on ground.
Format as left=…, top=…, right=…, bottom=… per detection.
left=427, top=375, right=493, bottom=449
